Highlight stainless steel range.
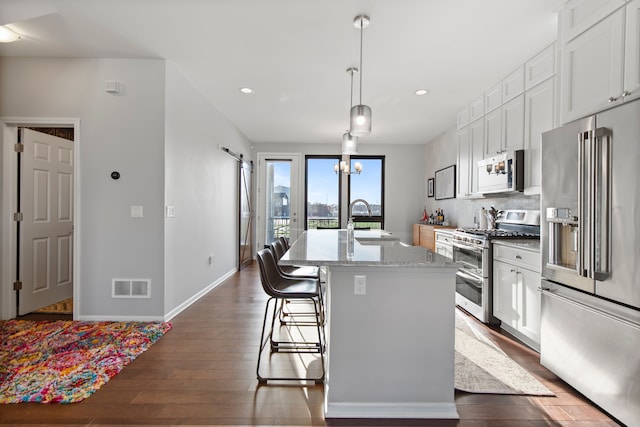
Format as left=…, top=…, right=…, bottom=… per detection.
left=453, top=209, right=540, bottom=323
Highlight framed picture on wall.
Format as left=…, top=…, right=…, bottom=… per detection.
left=427, top=178, right=434, bottom=197
left=435, top=165, right=456, bottom=200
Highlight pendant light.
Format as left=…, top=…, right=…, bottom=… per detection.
left=342, top=67, right=359, bottom=155
left=349, top=14, right=372, bottom=136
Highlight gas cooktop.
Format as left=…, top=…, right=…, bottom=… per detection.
left=454, top=209, right=541, bottom=245
left=455, top=228, right=540, bottom=239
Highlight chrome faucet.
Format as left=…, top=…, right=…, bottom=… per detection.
left=348, top=198, right=372, bottom=221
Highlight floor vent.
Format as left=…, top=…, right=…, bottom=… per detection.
left=112, top=279, right=151, bottom=298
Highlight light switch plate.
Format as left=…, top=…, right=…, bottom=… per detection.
left=166, top=206, right=175, bottom=218
left=354, top=275, right=366, bottom=295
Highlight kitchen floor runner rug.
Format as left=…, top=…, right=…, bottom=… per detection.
left=454, top=311, right=554, bottom=396
left=0, top=320, right=172, bottom=403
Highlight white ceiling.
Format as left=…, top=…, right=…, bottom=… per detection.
left=0, top=0, right=564, bottom=145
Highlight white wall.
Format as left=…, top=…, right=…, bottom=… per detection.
left=164, top=61, right=254, bottom=315
left=424, top=125, right=539, bottom=228
left=0, top=58, right=166, bottom=319
left=256, top=142, right=425, bottom=243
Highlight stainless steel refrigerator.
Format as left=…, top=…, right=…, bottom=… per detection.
left=540, top=99, right=640, bottom=426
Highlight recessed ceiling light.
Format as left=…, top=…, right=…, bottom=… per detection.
left=0, top=26, right=21, bottom=43
left=239, top=87, right=254, bottom=94
left=415, top=89, right=429, bottom=96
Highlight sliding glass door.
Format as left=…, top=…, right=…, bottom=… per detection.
left=257, top=153, right=301, bottom=250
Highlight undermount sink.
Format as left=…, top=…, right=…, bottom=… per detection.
left=355, top=236, right=401, bottom=245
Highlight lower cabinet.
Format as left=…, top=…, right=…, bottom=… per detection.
left=434, top=230, right=454, bottom=259
left=413, top=224, right=456, bottom=252
left=492, top=241, right=541, bottom=351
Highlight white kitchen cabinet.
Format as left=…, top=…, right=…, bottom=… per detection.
left=624, top=0, right=640, bottom=103
left=434, top=230, right=454, bottom=259
left=502, top=94, right=525, bottom=152
left=525, top=43, right=555, bottom=91
left=561, top=0, right=626, bottom=43
left=524, top=78, right=555, bottom=195
left=457, top=119, right=484, bottom=199
left=561, top=7, right=625, bottom=123
left=469, top=95, right=485, bottom=122
left=484, top=108, right=502, bottom=156
left=502, top=66, right=525, bottom=103
left=469, top=118, right=485, bottom=195
left=484, top=94, right=525, bottom=157
left=493, top=242, right=541, bottom=351
left=485, top=82, right=502, bottom=113
left=456, top=126, right=471, bottom=198
left=457, top=106, right=470, bottom=130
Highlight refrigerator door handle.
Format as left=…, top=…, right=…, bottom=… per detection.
left=592, top=127, right=611, bottom=280
left=577, top=131, right=587, bottom=278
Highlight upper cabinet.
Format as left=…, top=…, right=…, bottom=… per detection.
left=502, top=66, right=525, bottom=103
left=456, top=42, right=556, bottom=197
left=457, top=106, right=470, bottom=130
left=525, top=43, right=556, bottom=90
left=485, top=82, right=502, bottom=113
left=560, top=0, right=640, bottom=123
left=456, top=119, right=485, bottom=199
left=624, top=0, right=640, bottom=100
left=561, top=0, right=626, bottom=42
left=469, top=95, right=486, bottom=122
left=502, top=94, right=525, bottom=153
left=524, top=78, right=555, bottom=195
left=456, top=126, right=472, bottom=197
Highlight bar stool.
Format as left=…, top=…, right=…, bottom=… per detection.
left=256, top=248, right=325, bottom=384
left=271, top=239, right=319, bottom=279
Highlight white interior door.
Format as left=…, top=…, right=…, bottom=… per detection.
left=256, top=153, right=301, bottom=250
left=19, top=128, right=74, bottom=315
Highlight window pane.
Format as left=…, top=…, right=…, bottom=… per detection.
left=266, top=160, right=291, bottom=243
left=350, top=157, right=383, bottom=218
left=306, top=157, right=340, bottom=229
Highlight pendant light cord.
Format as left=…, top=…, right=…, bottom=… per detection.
left=350, top=69, right=354, bottom=112
left=359, top=16, right=364, bottom=105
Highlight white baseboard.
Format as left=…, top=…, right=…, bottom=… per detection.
left=163, top=267, right=238, bottom=322
left=325, top=402, right=459, bottom=419
left=75, top=267, right=238, bottom=322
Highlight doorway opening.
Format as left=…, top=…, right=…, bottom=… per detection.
left=1, top=117, right=80, bottom=321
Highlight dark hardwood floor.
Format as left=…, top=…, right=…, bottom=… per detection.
left=1, top=262, right=622, bottom=426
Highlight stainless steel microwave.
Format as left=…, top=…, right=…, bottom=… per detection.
left=476, top=150, right=524, bottom=194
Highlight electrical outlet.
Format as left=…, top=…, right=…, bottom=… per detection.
left=354, top=275, right=366, bottom=295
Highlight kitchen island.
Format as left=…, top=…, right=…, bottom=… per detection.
left=280, top=229, right=459, bottom=419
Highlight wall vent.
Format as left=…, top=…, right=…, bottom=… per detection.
left=112, top=279, right=151, bottom=298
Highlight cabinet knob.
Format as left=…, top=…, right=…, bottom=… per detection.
left=622, top=91, right=631, bottom=98
left=608, top=96, right=617, bottom=103
left=515, top=255, right=522, bottom=259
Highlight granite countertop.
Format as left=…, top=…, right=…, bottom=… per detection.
left=280, top=229, right=459, bottom=268
left=492, top=239, right=540, bottom=252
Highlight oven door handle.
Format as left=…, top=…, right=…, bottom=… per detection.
left=452, top=240, right=480, bottom=252
left=456, top=269, right=483, bottom=285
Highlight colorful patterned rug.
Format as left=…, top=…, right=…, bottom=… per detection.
left=0, top=320, right=172, bottom=403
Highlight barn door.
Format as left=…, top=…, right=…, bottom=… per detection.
left=238, top=160, right=253, bottom=270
